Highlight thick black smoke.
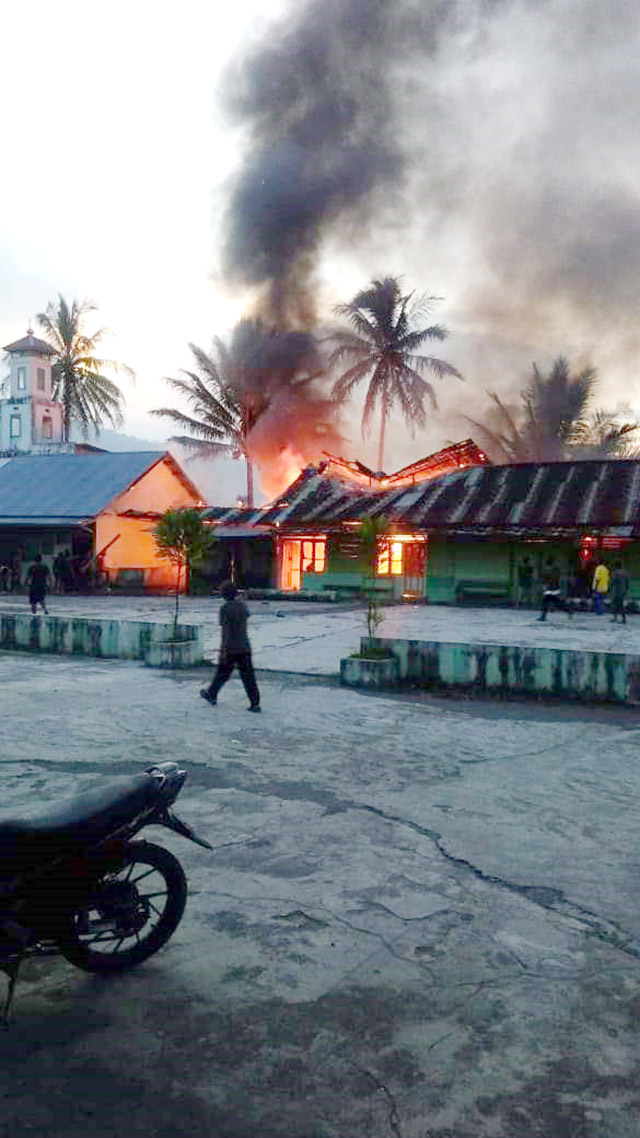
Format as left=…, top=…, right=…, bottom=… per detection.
left=219, top=0, right=452, bottom=328
left=219, top=0, right=640, bottom=475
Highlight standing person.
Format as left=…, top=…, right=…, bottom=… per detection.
left=11, top=547, right=23, bottom=592
left=53, top=550, right=64, bottom=594
left=517, top=555, right=534, bottom=608
left=592, top=558, right=610, bottom=615
left=200, top=581, right=261, bottom=712
left=26, top=554, right=49, bottom=615
left=537, top=556, right=573, bottom=622
left=609, top=560, right=631, bottom=624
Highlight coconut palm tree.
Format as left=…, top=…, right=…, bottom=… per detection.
left=330, top=277, right=462, bottom=471
left=570, top=406, right=640, bottom=458
left=36, top=296, right=132, bottom=441
left=151, top=320, right=273, bottom=508
left=468, top=357, right=639, bottom=462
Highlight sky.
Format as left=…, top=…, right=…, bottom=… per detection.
left=2, top=0, right=640, bottom=502
left=0, top=0, right=288, bottom=500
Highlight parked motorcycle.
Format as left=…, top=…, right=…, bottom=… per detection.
left=0, top=761, right=212, bottom=1022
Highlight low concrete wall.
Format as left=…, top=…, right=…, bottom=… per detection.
left=340, top=655, right=400, bottom=688
left=341, top=636, right=640, bottom=705
left=0, top=613, right=204, bottom=664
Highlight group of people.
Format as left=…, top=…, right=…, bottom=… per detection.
left=0, top=550, right=24, bottom=593
left=517, top=555, right=631, bottom=623
left=52, top=549, right=75, bottom=594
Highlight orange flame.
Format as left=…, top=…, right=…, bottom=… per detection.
left=257, top=445, right=307, bottom=499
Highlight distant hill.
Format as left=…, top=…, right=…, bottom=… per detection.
left=71, top=428, right=161, bottom=453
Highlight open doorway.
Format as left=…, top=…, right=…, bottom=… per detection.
left=280, top=537, right=326, bottom=591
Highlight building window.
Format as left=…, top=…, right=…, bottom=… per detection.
left=301, top=538, right=326, bottom=573
left=377, top=540, right=404, bottom=576
left=37, top=367, right=45, bottom=390
left=42, top=414, right=53, bottom=439
left=17, top=367, right=26, bottom=390
left=280, top=537, right=327, bottom=591
left=10, top=415, right=21, bottom=438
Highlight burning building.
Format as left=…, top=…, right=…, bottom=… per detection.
left=204, top=439, right=488, bottom=596
left=204, top=444, right=640, bottom=606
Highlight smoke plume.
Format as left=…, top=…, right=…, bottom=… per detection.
left=219, top=0, right=452, bottom=328
left=219, top=0, right=640, bottom=476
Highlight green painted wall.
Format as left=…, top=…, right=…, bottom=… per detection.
left=425, top=536, right=608, bottom=605
left=294, top=529, right=640, bottom=606
left=302, top=533, right=398, bottom=597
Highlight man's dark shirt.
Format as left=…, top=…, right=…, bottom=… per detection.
left=28, top=563, right=48, bottom=593
left=219, top=598, right=250, bottom=655
left=543, top=563, right=561, bottom=591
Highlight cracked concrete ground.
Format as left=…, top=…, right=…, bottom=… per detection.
left=1, top=650, right=640, bottom=1136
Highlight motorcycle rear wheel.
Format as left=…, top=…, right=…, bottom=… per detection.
left=57, top=840, right=187, bottom=973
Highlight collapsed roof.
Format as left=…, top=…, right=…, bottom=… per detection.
left=205, top=457, right=640, bottom=537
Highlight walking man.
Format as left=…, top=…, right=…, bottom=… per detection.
left=200, top=581, right=261, bottom=712
left=537, top=556, right=573, bottom=622
left=592, top=558, right=610, bottom=615
left=26, top=554, right=49, bottom=615
left=609, top=560, right=630, bottom=624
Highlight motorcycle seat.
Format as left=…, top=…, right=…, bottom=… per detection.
left=0, top=773, right=160, bottom=864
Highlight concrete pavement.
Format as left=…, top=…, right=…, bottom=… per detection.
left=0, top=650, right=639, bottom=1135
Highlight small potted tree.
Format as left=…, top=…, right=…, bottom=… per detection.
left=340, top=516, right=399, bottom=688
left=149, top=508, right=215, bottom=667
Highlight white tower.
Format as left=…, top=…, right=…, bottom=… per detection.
left=1, top=329, right=64, bottom=452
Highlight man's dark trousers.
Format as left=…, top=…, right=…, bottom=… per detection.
left=207, top=652, right=260, bottom=706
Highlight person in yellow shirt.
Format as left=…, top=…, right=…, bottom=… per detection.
left=592, top=559, right=610, bottom=615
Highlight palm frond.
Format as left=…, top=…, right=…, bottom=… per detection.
left=331, top=277, right=458, bottom=463
left=407, top=353, right=463, bottom=381
left=36, top=294, right=129, bottom=439
left=149, top=407, right=236, bottom=443
left=163, top=436, right=236, bottom=458
left=331, top=358, right=376, bottom=402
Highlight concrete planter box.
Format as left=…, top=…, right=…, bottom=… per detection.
left=356, top=635, right=640, bottom=706
left=0, top=613, right=203, bottom=665
left=144, top=639, right=202, bottom=668
left=340, top=654, right=400, bottom=689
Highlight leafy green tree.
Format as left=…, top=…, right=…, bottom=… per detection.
left=469, top=357, right=639, bottom=461
left=331, top=277, right=462, bottom=471
left=36, top=295, right=133, bottom=441
left=153, top=508, right=216, bottom=637
left=359, top=516, right=388, bottom=644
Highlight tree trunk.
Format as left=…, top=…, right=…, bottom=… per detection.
left=246, top=457, right=254, bottom=508
left=173, top=562, right=181, bottom=640
left=377, top=401, right=387, bottom=473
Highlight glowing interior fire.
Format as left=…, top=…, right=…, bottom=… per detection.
left=257, top=445, right=308, bottom=500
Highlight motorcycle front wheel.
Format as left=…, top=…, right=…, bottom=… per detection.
left=57, top=840, right=187, bottom=973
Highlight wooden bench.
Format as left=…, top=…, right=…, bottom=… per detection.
left=455, top=579, right=512, bottom=606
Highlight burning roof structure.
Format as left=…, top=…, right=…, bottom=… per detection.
left=204, top=439, right=488, bottom=528
left=205, top=449, right=640, bottom=538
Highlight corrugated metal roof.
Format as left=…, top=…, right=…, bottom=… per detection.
left=0, top=452, right=165, bottom=521
left=206, top=460, right=640, bottom=536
